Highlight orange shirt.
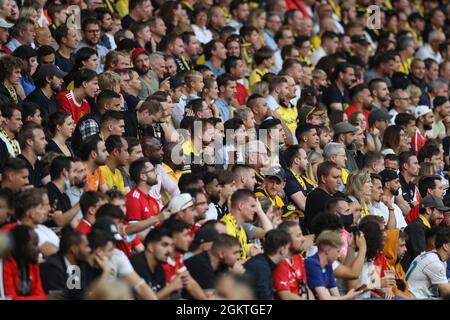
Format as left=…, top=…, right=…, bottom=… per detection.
left=83, top=162, right=106, bottom=191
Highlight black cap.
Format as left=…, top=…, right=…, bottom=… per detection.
left=433, top=96, right=448, bottom=109
left=351, top=34, right=369, bottom=45
left=378, top=169, right=399, bottom=183
left=12, top=45, right=37, bottom=59
left=189, top=226, right=218, bottom=251
left=33, top=64, right=67, bottom=82
left=368, top=108, right=393, bottom=126
left=169, top=74, right=185, bottom=90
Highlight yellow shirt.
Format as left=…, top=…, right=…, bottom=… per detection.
left=221, top=213, right=250, bottom=260
left=161, top=162, right=181, bottom=183
left=341, top=167, right=349, bottom=185
left=277, top=104, right=298, bottom=133
left=399, top=57, right=413, bottom=74
left=249, top=68, right=268, bottom=90
left=255, top=189, right=285, bottom=208
left=99, top=165, right=125, bottom=192
left=311, top=35, right=321, bottom=51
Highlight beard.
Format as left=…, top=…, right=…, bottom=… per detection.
left=51, top=83, right=62, bottom=93
left=74, top=178, right=87, bottom=189
left=146, top=176, right=158, bottom=186
left=137, top=66, right=150, bottom=75
left=423, top=123, right=433, bottom=131
left=209, top=194, right=220, bottom=204
left=95, top=158, right=106, bottom=166
left=391, top=188, right=400, bottom=197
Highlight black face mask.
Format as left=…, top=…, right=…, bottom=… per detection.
left=340, top=214, right=354, bottom=230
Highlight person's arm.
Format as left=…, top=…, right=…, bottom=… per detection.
left=155, top=274, right=183, bottom=300
left=315, top=286, right=360, bottom=300
left=123, top=271, right=158, bottom=300
left=381, top=195, right=397, bottom=230
left=290, top=191, right=306, bottom=211
left=41, top=175, right=51, bottom=186
left=334, top=233, right=367, bottom=280
left=51, top=203, right=81, bottom=227
left=40, top=243, right=58, bottom=258
left=395, top=194, right=411, bottom=216
left=269, top=110, right=294, bottom=146
left=437, top=283, right=450, bottom=297
left=255, top=199, right=273, bottom=233
left=181, top=272, right=208, bottom=300
left=159, top=167, right=180, bottom=197
left=125, top=208, right=171, bottom=235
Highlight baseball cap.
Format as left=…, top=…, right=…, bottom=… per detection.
left=131, top=47, right=147, bottom=61
left=433, top=96, right=448, bottom=109
left=263, top=166, right=286, bottom=182
left=0, top=18, right=13, bottom=29
left=92, top=217, right=123, bottom=242
left=282, top=204, right=303, bottom=218
left=378, top=169, right=399, bottom=183
left=334, top=122, right=358, bottom=134
left=169, top=75, right=185, bottom=90
left=189, top=226, right=218, bottom=251
left=301, top=85, right=318, bottom=98
left=415, top=105, right=433, bottom=118
left=368, top=108, right=393, bottom=126
left=33, top=64, right=67, bottom=82
left=298, top=106, right=324, bottom=125
left=351, top=34, right=369, bottom=45
left=168, top=193, right=195, bottom=213
left=419, top=195, right=450, bottom=212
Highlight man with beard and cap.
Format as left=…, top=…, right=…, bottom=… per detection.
left=131, top=48, right=155, bottom=100
left=402, top=195, right=448, bottom=271
left=332, top=122, right=359, bottom=173
left=17, top=123, right=50, bottom=188
left=157, top=220, right=206, bottom=300
left=141, top=137, right=180, bottom=209
left=372, top=170, right=407, bottom=230
left=126, top=157, right=171, bottom=239
left=255, top=166, right=287, bottom=209
left=79, top=136, right=109, bottom=192
left=40, top=228, right=97, bottom=300
left=412, top=105, right=434, bottom=155
left=98, top=135, right=129, bottom=193
left=24, top=64, right=66, bottom=118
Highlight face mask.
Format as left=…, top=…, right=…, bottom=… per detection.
left=340, top=214, right=354, bottom=230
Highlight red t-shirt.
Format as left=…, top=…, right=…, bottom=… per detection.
left=405, top=205, right=420, bottom=224
left=188, top=223, right=201, bottom=243
left=345, top=106, right=370, bottom=129
left=126, top=186, right=160, bottom=222
left=75, top=219, right=92, bottom=235
left=272, top=254, right=307, bottom=296
left=411, top=129, right=428, bottom=155
left=56, top=90, right=91, bottom=124
left=374, top=253, right=388, bottom=278
left=235, top=82, right=249, bottom=107
left=162, top=252, right=185, bottom=283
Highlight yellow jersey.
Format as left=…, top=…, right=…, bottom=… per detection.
left=98, top=165, right=125, bottom=192
left=221, top=213, right=251, bottom=260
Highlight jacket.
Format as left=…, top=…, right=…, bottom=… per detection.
left=383, top=229, right=410, bottom=297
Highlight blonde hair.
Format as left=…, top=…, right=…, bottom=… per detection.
left=86, top=280, right=132, bottom=300
left=184, top=70, right=203, bottom=88
left=406, top=84, right=421, bottom=99
left=316, top=230, right=344, bottom=251
left=19, top=6, right=38, bottom=21
left=344, top=169, right=371, bottom=204
left=98, top=71, right=121, bottom=91
left=306, top=151, right=324, bottom=185
left=251, top=81, right=269, bottom=96
left=312, top=68, right=327, bottom=79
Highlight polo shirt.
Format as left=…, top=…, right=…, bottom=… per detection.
left=126, top=186, right=160, bottom=222
left=130, top=251, right=166, bottom=293
left=277, top=103, right=298, bottom=133
left=322, top=83, right=351, bottom=110
left=18, top=155, right=48, bottom=188
left=272, top=254, right=307, bottom=298
left=98, top=165, right=125, bottom=192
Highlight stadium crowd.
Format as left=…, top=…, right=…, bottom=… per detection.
left=0, top=0, right=449, bottom=300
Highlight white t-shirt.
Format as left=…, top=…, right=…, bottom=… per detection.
left=373, top=201, right=407, bottom=230
left=109, top=248, right=134, bottom=280
left=35, top=224, right=60, bottom=248
left=406, top=251, right=448, bottom=299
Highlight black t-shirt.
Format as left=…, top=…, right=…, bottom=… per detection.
left=18, top=155, right=49, bottom=188
left=55, top=51, right=76, bottom=73
left=304, top=188, right=337, bottom=233
left=444, top=136, right=450, bottom=170
left=129, top=252, right=166, bottom=293
left=284, top=169, right=310, bottom=198
left=399, top=173, right=416, bottom=208
left=45, top=139, right=75, bottom=157
left=46, top=182, right=72, bottom=213
left=322, top=83, right=351, bottom=110
left=121, top=15, right=137, bottom=29
left=24, top=88, right=59, bottom=117
left=184, top=251, right=226, bottom=291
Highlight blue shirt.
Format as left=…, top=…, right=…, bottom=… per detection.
left=20, top=76, right=35, bottom=96
left=305, top=253, right=336, bottom=297
left=243, top=254, right=276, bottom=300
left=203, top=60, right=225, bottom=77
left=264, top=30, right=277, bottom=51
left=215, top=98, right=231, bottom=122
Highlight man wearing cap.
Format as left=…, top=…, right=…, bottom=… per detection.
left=374, top=169, right=408, bottom=229
left=24, top=64, right=66, bottom=117
left=366, top=108, right=392, bottom=153
left=427, top=96, right=449, bottom=140
left=167, top=193, right=199, bottom=237
left=298, top=106, right=324, bottom=127
left=350, top=34, right=370, bottom=66
left=255, top=166, right=287, bottom=209
left=0, top=18, right=13, bottom=54
left=406, top=226, right=450, bottom=299
left=402, top=195, right=447, bottom=271
left=412, top=105, right=434, bottom=155
left=183, top=225, right=219, bottom=261
left=333, top=121, right=359, bottom=173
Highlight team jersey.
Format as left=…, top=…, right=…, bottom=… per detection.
left=406, top=250, right=448, bottom=299
left=162, top=252, right=185, bottom=283
left=75, top=219, right=92, bottom=235
left=272, top=254, right=308, bottom=298
left=99, top=165, right=125, bottom=192
left=56, top=90, right=91, bottom=124
left=126, top=186, right=160, bottom=222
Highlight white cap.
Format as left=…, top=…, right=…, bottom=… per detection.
left=415, top=105, right=433, bottom=119
left=0, top=18, right=13, bottom=29
left=168, top=193, right=195, bottom=214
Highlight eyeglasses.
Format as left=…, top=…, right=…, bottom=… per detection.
left=85, top=29, right=100, bottom=33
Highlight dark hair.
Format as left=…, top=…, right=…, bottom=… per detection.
left=79, top=135, right=102, bottom=161
left=381, top=125, right=403, bottom=153
left=211, top=233, right=240, bottom=252
left=283, top=145, right=302, bottom=168
left=21, top=102, right=40, bottom=122
left=224, top=56, right=241, bottom=74
left=217, top=73, right=236, bottom=90
left=359, top=218, right=384, bottom=261
left=418, top=175, right=442, bottom=198
left=96, top=203, right=125, bottom=220
left=178, top=171, right=203, bottom=192
left=54, top=24, right=70, bottom=44
left=398, top=151, right=416, bottom=171
left=143, top=227, right=172, bottom=247
left=81, top=17, right=99, bottom=31
left=259, top=118, right=281, bottom=131
left=224, top=117, right=244, bottom=131
left=254, top=46, right=273, bottom=66
left=395, top=112, right=415, bottom=127
left=434, top=226, right=450, bottom=249
left=80, top=191, right=107, bottom=216
left=263, top=229, right=291, bottom=255
left=96, top=89, right=121, bottom=110
left=17, top=123, right=44, bottom=149
left=332, top=62, right=354, bottom=82
left=47, top=111, right=72, bottom=138
left=49, top=156, right=72, bottom=180
left=59, top=227, right=85, bottom=256
left=2, top=157, right=28, bottom=175
left=163, top=219, right=190, bottom=236
left=87, top=229, right=114, bottom=251
left=246, top=93, right=264, bottom=109
left=14, top=188, right=47, bottom=220
left=104, top=135, right=124, bottom=154
left=73, top=68, right=98, bottom=88
left=10, top=225, right=36, bottom=265
left=129, top=157, right=150, bottom=183
left=203, top=40, right=221, bottom=60
left=418, top=144, right=441, bottom=163
left=363, top=152, right=384, bottom=169
left=230, top=189, right=256, bottom=208
left=309, top=212, right=343, bottom=238
left=125, top=136, right=140, bottom=154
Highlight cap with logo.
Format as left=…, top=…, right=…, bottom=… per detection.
left=263, top=166, right=286, bottom=182
left=189, top=226, right=218, bottom=251
left=298, top=106, right=324, bottom=125
left=33, top=64, right=67, bottom=82
left=351, top=34, right=370, bottom=45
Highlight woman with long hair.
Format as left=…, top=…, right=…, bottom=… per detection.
left=12, top=45, right=38, bottom=98
left=381, top=125, right=410, bottom=155
left=248, top=9, right=266, bottom=48
left=64, top=47, right=98, bottom=88
left=46, top=111, right=75, bottom=157
left=344, top=169, right=373, bottom=218
left=158, top=1, right=187, bottom=34
left=305, top=151, right=324, bottom=187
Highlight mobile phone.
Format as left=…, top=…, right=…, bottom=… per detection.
left=356, top=284, right=370, bottom=293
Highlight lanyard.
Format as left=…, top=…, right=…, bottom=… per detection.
left=0, top=128, right=19, bottom=157
left=6, top=86, right=18, bottom=104
left=290, top=169, right=307, bottom=191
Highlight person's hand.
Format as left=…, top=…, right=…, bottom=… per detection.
left=160, top=78, right=170, bottom=92
left=384, top=287, right=394, bottom=300
left=354, top=232, right=367, bottom=251
left=380, top=277, right=396, bottom=289
left=231, top=260, right=245, bottom=275
left=49, top=210, right=63, bottom=221
left=185, top=108, right=195, bottom=117
left=158, top=207, right=172, bottom=222
left=303, top=235, right=315, bottom=251
left=179, top=271, right=191, bottom=288
left=203, top=145, right=215, bottom=164
left=344, top=288, right=362, bottom=300
left=370, top=126, right=380, bottom=137
left=380, top=194, right=394, bottom=210
left=94, top=254, right=111, bottom=275
left=168, top=274, right=184, bottom=292
left=249, top=245, right=263, bottom=257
